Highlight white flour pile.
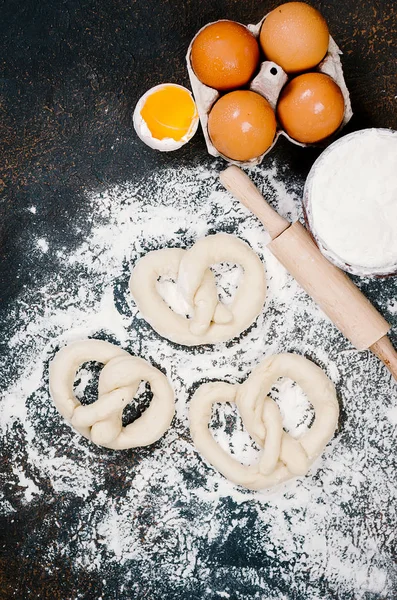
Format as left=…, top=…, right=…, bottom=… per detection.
left=1, top=159, right=396, bottom=599
left=308, top=128, right=397, bottom=275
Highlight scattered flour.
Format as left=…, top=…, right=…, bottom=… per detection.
left=36, top=237, right=49, bottom=253
left=388, top=299, right=397, bottom=315
left=11, top=465, right=41, bottom=502
left=1, top=159, right=396, bottom=599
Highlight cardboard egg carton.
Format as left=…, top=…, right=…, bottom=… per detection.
left=186, top=17, right=353, bottom=167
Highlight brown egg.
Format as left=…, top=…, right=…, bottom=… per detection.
left=260, top=2, right=329, bottom=73
left=277, top=73, right=345, bottom=143
left=191, top=21, right=260, bottom=91
left=208, top=90, right=276, bottom=161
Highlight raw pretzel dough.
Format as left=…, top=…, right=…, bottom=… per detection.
left=189, top=353, right=339, bottom=490
left=129, top=233, right=267, bottom=346
left=49, top=339, right=175, bottom=449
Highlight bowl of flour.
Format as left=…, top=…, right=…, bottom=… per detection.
left=303, top=128, right=397, bottom=277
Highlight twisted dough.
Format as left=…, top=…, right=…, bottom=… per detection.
left=189, top=354, right=339, bottom=490
left=49, top=340, right=175, bottom=449
left=129, top=233, right=267, bottom=345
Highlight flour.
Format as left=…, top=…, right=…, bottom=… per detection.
left=36, top=237, right=49, bottom=253
left=1, top=159, right=396, bottom=599
left=308, top=128, right=397, bottom=275
left=388, top=299, right=397, bottom=315
left=11, top=465, right=41, bottom=502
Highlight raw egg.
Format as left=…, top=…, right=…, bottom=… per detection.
left=208, top=90, right=276, bottom=161
left=277, top=73, right=345, bottom=143
left=191, top=20, right=260, bottom=91
left=260, top=2, right=329, bottom=73
left=133, top=84, right=199, bottom=151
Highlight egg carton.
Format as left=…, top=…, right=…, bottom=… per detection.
left=186, top=16, right=353, bottom=167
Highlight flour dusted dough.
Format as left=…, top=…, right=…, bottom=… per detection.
left=129, top=233, right=267, bottom=345
left=189, top=354, right=339, bottom=490
left=49, top=340, right=175, bottom=449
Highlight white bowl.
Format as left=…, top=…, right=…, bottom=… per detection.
left=303, top=128, right=397, bottom=277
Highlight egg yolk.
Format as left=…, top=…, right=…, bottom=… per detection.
left=140, top=85, right=197, bottom=141
left=277, top=73, right=345, bottom=143
left=260, top=2, right=329, bottom=73
left=208, top=90, right=276, bottom=161
left=191, top=21, right=260, bottom=91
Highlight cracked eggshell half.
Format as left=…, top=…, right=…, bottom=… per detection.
left=133, top=83, right=199, bottom=152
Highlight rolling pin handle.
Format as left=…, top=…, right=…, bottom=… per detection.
left=220, top=166, right=289, bottom=240
left=370, top=336, right=397, bottom=381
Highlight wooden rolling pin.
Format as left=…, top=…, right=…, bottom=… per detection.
left=220, top=165, right=397, bottom=381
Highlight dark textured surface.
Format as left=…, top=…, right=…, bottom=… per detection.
left=0, top=0, right=396, bottom=309
left=0, top=1, right=396, bottom=599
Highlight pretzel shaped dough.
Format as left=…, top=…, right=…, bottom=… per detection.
left=129, top=234, right=267, bottom=346
left=189, top=354, right=339, bottom=490
left=49, top=340, right=175, bottom=449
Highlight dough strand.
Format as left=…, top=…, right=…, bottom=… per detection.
left=49, top=339, right=175, bottom=450
left=129, top=233, right=267, bottom=345
left=189, top=353, right=339, bottom=490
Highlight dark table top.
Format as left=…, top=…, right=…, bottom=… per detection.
left=1, top=1, right=396, bottom=599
